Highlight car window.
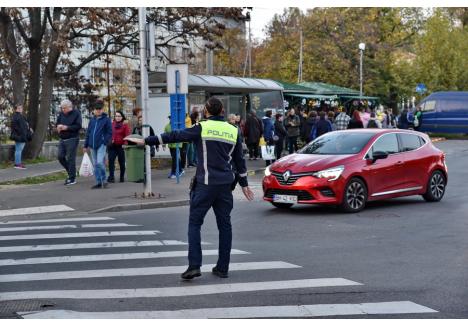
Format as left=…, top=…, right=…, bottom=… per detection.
left=438, top=99, right=467, bottom=111
left=371, top=134, right=399, bottom=156
left=399, top=133, right=422, bottom=152
left=419, top=136, right=426, bottom=146
left=422, top=100, right=436, bottom=112
left=300, top=132, right=374, bottom=155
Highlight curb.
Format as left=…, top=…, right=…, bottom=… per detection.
left=91, top=167, right=266, bottom=213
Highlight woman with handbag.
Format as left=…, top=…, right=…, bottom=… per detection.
left=10, top=104, right=32, bottom=169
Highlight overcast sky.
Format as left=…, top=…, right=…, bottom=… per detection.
left=250, top=7, right=311, bottom=41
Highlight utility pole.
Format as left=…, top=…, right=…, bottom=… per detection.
left=298, top=28, right=303, bottom=83
left=138, top=7, right=152, bottom=197
left=242, top=9, right=251, bottom=77
left=105, top=53, right=111, bottom=115
left=358, top=43, right=366, bottom=98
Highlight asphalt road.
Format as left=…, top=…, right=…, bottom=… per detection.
left=0, top=140, right=467, bottom=318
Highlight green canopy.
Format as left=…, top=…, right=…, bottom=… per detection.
left=298, top=81, right=360, bottom=95
left=340, top=95, right=379, bottom=100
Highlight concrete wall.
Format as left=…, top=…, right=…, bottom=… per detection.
left=0, top=140, right=85, bottom=163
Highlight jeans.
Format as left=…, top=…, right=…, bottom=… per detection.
left=14, top=142, right=25, bottom=165
left=288, top=136, right=298, bottom=154
left=91, top=144, right=107, bottom=185
left=58, top=137, right=79, bottom=180
left=188, top=183, right=233, bottom=272
left=169, top=144, right=187, bottom=175
left=275, top=138, right=284, bottom=160
left=108, top=144, right=125, bottom=181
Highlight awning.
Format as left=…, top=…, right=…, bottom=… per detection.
left=286, top=93, right=338, bottom=100
left=340, top=95, right=380, bottom=100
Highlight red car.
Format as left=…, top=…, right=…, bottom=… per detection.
left=263, top=129, right=447, bottom=212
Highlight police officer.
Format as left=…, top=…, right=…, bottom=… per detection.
left=126, top=97, right=254, bottom=280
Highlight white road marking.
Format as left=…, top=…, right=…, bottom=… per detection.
left=0, top=278, right=362, bottom=300
left=18, top=301, right=437, bottom=319
left=0, top=217, right=114, bottom=225
left=0, top=223, right=137, bottom=233
left=0, top=261, right=299, bottom=282
left=0, top=240, right=210, bottom=253
left=0, top=205, right=74, bottom=217
left=0, top=249, right=249, bottom=266
left=0, top=230, right=160, bottom=241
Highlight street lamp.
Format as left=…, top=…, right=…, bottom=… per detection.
left=359, top=43, right=365, bottom=98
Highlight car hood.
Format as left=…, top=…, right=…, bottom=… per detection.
left=270, top=153, right=357, bottom=173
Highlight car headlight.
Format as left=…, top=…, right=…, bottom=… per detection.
left=312, top=165, right=344, bottom=181
left=265, top=165, right=271, bottom=177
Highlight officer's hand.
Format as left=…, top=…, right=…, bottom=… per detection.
left=124, top=136, right=145, bottom=145
left=242, top=186, right=254, bottom=201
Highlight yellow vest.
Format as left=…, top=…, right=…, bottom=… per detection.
left=200, top=120, right=238, bottom=144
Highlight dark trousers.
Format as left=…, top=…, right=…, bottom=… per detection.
left=275, top=138, right=284, bottom=160
left=58, top=137, right=79, bottom=180
left=169, top=144, right=187, bottom=174
left=247, top=142, right=259, bottom=159
left=108, top=144, right=125, bottom=181
left=188, top=183, right=233, bottom=272
left=288, top=136, right=298, bottom=154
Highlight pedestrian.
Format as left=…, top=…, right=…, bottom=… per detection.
left=285, top=108, right=301, bottom=153
left=385, top=108, right=396, bottom=128
left=327, top=111, right=336, bottom=130
left=310, top=111, right=333, bottom=140
left=187, top=109, right=200, bottom=167
left=334, top=108, right=351, bottom=130
left=244, top=109, right=263, bottom=160
left=414, top=106, right=422, bottom=131
left=56, top=99, right=82, bottom=184
left=303, top=111, right=318, bottom=143
left=261, top=110, right=275, bottom=166
left=130, top=115, right=156, bottom=183
left=274, top=113, right=287, bottom=160
left=165, top=117, right=187, bottom=179
left=361, top=106, right=371, bottom=128
left=367, top=112, right=382, bottom=128
left=107, top=110, right=130, bottom=183
left=398, top=105, right=409, bottom=129
left=125, top=96, right=254, bottom=280
left=348, top=110, right=364, bottom=129
left=10, top=104, right=32, bottom=169
left=83, top=99, right=112, bottom=189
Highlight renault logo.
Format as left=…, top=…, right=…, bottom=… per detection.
left=283, top=171, right=291, bottom=182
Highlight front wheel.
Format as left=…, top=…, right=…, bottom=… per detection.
left=271, top=202, right=294, bottom=209
left=341, top=178, right=368, bottom=213
left=423, top=170, right=446, bottom=202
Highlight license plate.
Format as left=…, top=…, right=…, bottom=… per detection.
left=273, top=194, right=298, bottom=204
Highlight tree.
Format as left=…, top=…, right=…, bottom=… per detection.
left=0, top=7, right=245, bottom=159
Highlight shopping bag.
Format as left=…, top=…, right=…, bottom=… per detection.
left=261, top=145, right=275, bottom=160
left=79, top=152, right=94, bottom=177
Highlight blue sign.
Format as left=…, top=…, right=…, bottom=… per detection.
left=416, top=83, right=427, bottom=94
left=170, top=94, right=186, bottom=131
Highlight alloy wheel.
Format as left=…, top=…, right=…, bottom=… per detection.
left=430, top=172, right=445, bottom=200
left=346, top=181, right=365, bottom=210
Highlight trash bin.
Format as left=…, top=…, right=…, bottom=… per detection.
left=124, top=145, right=144, bottom=182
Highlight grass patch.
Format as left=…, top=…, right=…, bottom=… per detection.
left=0, top=156, right=53, bottom=169
left=0, top=171, right=68, bottom=185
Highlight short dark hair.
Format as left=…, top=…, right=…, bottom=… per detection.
left=265, top=110, right=272, bottom=118
left=95, top=99, right=104, bottom=109
left=205, top=97, right=223, bottom=116
left=275, top=113, right=283, bottom=119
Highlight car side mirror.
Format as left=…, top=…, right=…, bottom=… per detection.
left=369, top=151, right=389, bottom=164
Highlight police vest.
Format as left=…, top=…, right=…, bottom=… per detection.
left=200, top=120, right=238, bottom=144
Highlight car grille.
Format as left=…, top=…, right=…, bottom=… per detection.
left=264, top=189, right=314, bottom=201
left=271, top=171, right=302, bottom=185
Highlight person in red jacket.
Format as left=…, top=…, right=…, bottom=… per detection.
left=108, top=110, right=130, bottom=183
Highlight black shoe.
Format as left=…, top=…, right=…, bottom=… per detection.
left=107, top=177, right=115, bottom=183
left=65, top=178, right=76, bottom=186
left=91, top=183, right=102, bottom=189
left=120, top=177, right=125, bottom=183
left=181, top=267, right=201, bottom=280
left=102, top=182, right=108, bottom=189
left=212, top=266, right=228, bottom=278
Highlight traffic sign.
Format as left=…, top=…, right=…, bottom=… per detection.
left=416, top=83, right=427, bottom=94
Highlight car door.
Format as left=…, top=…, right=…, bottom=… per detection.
left=397, top=133, right=427, bottom=189
left=364, top=133, right=407, bottom=197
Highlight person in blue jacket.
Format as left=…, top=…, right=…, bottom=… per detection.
left=83, top=99, right=113, bottom=189
left=310, top=111, right=333, bottom=140
left=262, top=110, right=276, bottom=166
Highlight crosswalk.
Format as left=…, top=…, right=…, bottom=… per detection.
left=0, top=215, right=438, bottom=318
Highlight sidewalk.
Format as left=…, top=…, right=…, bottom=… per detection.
left=0, top=158, right=266, bottom=215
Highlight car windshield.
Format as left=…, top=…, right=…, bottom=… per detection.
left=299, top=132, right=374, bottom=155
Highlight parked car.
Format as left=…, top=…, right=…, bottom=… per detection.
left=263, top=129, right=447, bottom=212
left=418, top=91, right=468, bottom=133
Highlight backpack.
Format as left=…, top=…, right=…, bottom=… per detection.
left=367, top=119, right=378, bottom=128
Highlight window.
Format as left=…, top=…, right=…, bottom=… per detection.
left=438, top=100, right=467, bottom=111
left=91, top=68, right=106, bottom=84
left=300, top=132, right=374, bottom=155
left=399, top=133, right=422, bottom=152
left=131, top=42, right=139, bottom=56
left=422, top=100, right=436, bottom=112
left=112, top=69, right=123, bottom=83
left=371, top=134, right=399, bottom=156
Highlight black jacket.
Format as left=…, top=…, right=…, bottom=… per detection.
left=10, top=112, right=30, bottom=143
left=274, top=120, right=287, bottom=141
left=56, top=109, right=82, bottom=139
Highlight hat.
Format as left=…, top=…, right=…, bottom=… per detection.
left=95, top=99, right=104, bottom=109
